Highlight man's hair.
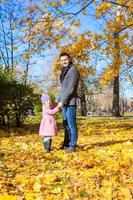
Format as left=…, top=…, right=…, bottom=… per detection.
left=59, top=52, right=71, bottom=59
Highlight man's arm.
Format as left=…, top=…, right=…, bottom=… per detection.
left=60, top=68, right=79, bottom=104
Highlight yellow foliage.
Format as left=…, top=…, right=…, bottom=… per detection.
left=27, top=7, right=35, bottom=14
left=74, top=21, right=81, bottom=27
left=23, top=52, right=30, bottom=60
left=0, top=194, right=18, bottom=200
left=118, top=0, right=128, bottom=4
left=61, top=0, right=69, bottom=6
left=49, top=1, right=58, bottom=7
left=96, top=2, right=112, bottom=18
left=0, top=117, right=133, bottom=199
left=53, top=33, right=94, bottom=78
left=126, top=19, right=133, bottom=27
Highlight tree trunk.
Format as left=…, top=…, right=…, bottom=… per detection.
left=112, top=6, right=121, bottom=117
left=79, top=80, right=87, bottom=116
left=80, top=94, right=87, bottom=116
left=15, top=113, right=21, bottom=127
left=24, top=29, right=31, bottom=85
left=112, top=76, right=120, bottom=117
left=2, top=116, right=6, bottom=126
left=10, top=14, right=14, bottom=70
left=7, top=114, right=10, bottom=129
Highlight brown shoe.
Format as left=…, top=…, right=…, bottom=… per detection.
left=58, top=146, right=68, bottom=150
left=65, top=147, right=76, bottom=153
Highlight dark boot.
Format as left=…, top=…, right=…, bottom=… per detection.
left=43, top=141, right=48, bottom=152
left=43, top=139, right=52, bottom=152
left=47, top=138, right=52, bottom=152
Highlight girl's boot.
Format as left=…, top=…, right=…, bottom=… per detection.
left=47, top=138, right=52, bottom=152
left=43, top=141, right=48, bottom=152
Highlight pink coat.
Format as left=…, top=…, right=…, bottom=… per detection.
left=39, top=105, right=60, bottom=137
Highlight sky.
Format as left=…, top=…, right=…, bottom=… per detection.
left=0, top=0, right=132, bottom=99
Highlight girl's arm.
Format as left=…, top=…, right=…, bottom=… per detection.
left=45, top=106, right=60, bottom=115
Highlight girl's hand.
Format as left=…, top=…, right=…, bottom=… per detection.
left=53, top=102, right=58, bottom=107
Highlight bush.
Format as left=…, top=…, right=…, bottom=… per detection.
left=0, top=69, right=39, bottom=127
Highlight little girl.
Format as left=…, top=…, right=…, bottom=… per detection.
left=39, top=94, right=62, bottom=152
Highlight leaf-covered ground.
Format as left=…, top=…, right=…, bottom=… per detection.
left=0, top=117, right=133, bottom=200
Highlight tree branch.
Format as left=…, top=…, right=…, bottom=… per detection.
left=106, top=1, right=129, bottom=8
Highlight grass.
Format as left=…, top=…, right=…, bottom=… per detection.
left=124, top=112, right=133, bottom=117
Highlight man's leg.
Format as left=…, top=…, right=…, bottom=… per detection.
left=62, top=106, right=71, bottom=148
left=67, top=105, right=78, bottom=149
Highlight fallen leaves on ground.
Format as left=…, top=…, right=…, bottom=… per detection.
left=0, top=117, right=133, bottom=199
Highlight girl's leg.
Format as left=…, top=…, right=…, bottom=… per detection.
left=43, top=136, right=52, bottom=152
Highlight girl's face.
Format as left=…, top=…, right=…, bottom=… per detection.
left=45, top=99, right=51, bottom=106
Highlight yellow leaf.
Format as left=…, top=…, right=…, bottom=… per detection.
left=33, top=182, right=41, bottom=192
left=74, top=21, right=81, bottom=27
left=24, top=52, right=30, bottom=60
left=51, top=187, right=62, bottom=194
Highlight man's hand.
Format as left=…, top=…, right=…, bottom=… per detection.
left=57, top=102, right=63, bottom=108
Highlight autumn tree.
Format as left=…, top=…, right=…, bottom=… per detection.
left=95, top=1, right=132, bottom=116
left=49, top=0, right=133, bottom=117
left=0, top=0, right=39, bottom=83
left=53, top=33, right=99, bottom=116
left=0, top=1, right=23, bottom=69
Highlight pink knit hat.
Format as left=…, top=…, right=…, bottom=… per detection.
left=41, top=94, right=50, bottom=103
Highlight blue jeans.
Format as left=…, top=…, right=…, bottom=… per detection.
left=62, top=105, right=78, bottom=148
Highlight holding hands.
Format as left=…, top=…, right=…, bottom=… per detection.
left=57, top=102, right=63, bottom=108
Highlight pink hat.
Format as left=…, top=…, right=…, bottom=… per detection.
left=41, top=94, right=50, bottom=103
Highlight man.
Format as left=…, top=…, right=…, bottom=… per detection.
left=56, top=52, right=80, bottom=152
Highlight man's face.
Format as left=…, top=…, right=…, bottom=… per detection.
left=60, top=55, right=70, bottom=67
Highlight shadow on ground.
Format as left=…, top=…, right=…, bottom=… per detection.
left=78, top=139, right=133, bottom=151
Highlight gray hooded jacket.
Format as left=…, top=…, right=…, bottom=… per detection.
left=56, top=64, right=80, bottom=106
